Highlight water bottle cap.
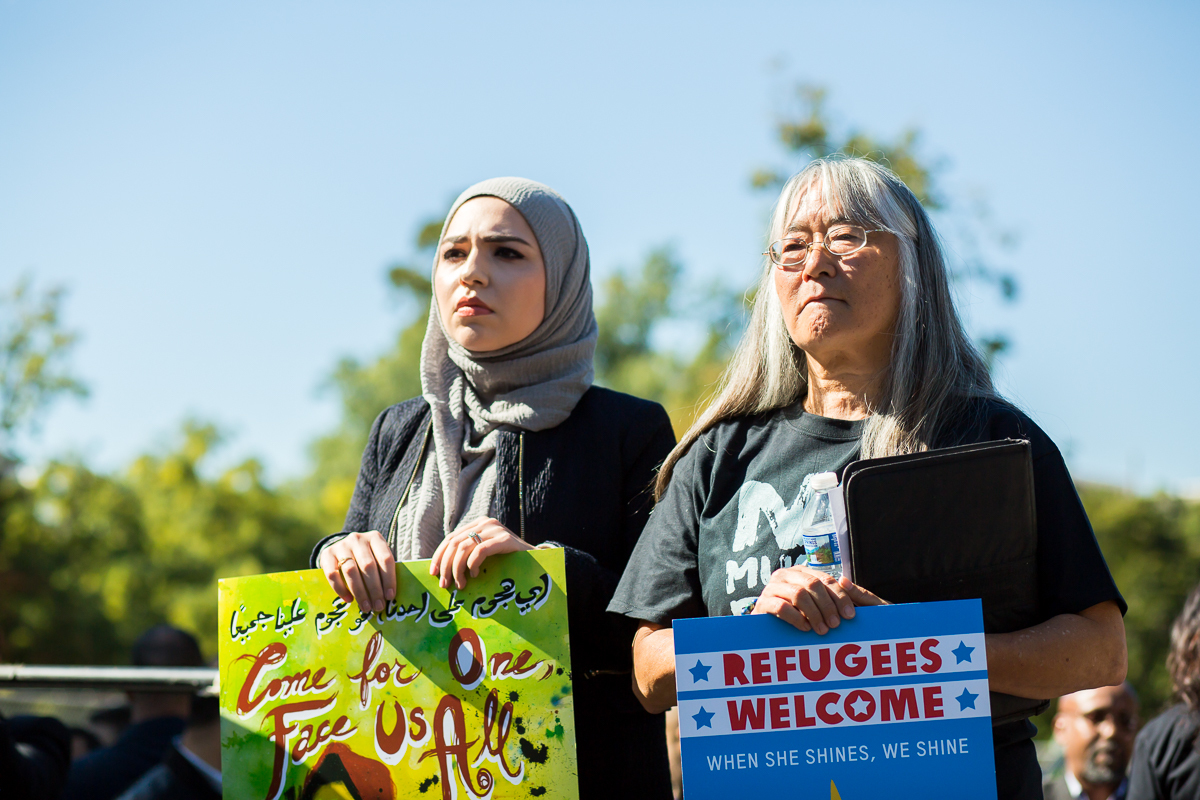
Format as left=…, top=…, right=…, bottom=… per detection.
left=810, top=471, right=839, bottom=491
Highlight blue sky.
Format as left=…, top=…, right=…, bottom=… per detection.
left=2, top=1, right=1198, bottom=494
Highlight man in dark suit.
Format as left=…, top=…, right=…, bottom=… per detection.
left=1044, top=683, right=1139, bottom=800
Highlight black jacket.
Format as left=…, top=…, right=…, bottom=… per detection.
left=311, top=385, right=676, bottom=798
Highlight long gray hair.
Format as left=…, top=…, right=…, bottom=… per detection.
left=655, top=157, right=996, bottom=498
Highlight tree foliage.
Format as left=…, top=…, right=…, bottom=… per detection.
left=0, top=422, right=323, bottom=663
left=1080, top=485, right=1200, bottom=716
left=0, top=277, right=87, bottom=464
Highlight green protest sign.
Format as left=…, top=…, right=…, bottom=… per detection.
left=217, top=549, right=576, bottom=800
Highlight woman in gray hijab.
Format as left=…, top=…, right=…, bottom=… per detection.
left=311, top=177, right=675, bottom=799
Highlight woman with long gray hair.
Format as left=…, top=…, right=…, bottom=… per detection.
left=312, top=178, right=675, bottom=798
left=609, top=156, right=1127, bottom=798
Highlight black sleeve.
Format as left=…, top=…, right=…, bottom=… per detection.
left=547, top=404, right=676, bottom=674
left=1031, top=441, right=1127, bottom=618
left=607, top=431, right=710, bottom=626
left=1126, top=707, right=1200, bottom=800
left=0, top=715, right=71, bottom=800
left=1127, top=728, right=1165, bottom=800
left=309, top=407, right=389, bottom=569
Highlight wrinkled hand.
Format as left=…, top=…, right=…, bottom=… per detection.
left=430, top=517, right=535, bottom=590
left=319, top=530, right=396, bottom=614
left=752, top=565, right=887, bottom=634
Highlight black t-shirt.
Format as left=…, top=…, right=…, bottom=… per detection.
left=609, top=397, right=1124, bottom=625
left=608, top=396, right=1126, bottom=785
left=1127, top=704, right=1200, bottom=800
left=609, top=403, right=865, bottom=620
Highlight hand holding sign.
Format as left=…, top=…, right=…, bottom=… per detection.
left=753, top=565, right=888, bottom=634
left=319, top=530, right=397, bottom=614
left=429, top=517, right=536, bottom=590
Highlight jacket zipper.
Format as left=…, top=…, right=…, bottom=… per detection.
left=518, top=432, right=526, bottom=541
left=388, top=421, right=432, bottom=551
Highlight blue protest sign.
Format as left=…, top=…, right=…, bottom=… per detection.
left=673, top=599, right=996, bottom=800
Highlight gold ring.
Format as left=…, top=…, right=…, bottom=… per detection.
left=337, top=556, right=355, bottom=568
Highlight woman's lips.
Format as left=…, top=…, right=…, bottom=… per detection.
left=455, top=296, right=493, bottom=316
left=802, top=294, right=841, bottom=310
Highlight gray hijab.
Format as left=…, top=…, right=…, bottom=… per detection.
left=394, top=177, right=598, bottom=560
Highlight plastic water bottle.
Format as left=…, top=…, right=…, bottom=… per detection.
left=799, top=472, right=842, bottom=578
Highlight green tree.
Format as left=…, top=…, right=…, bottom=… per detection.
left=593, top=247, right=743, bottom=433
left=0, top=277, right=88, bottom=464
left=1080, top=485, right=1200, bottom=716
left=0, top=420, right=324, bottom=663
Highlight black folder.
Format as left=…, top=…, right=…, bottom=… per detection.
left=841, top=438, right=1050, bottom=725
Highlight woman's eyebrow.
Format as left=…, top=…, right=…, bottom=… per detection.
left=785, top=216, right=854, bottom=234
left=440, top=234, right=532, bottom=246
left=481, top=234, right=532, bottom=245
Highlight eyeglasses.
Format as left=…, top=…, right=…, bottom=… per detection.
left=764, top=224, right=891, bottom=269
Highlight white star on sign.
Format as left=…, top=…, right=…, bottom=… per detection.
left=850, top=696, right=872, bottom=717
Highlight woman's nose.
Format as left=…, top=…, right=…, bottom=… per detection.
left=458, top=247, right=487, bottom=285
left=800, top=241, right=838, bottom=279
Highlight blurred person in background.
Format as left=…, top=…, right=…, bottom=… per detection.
left=1128, top=584, right=1200, bottom=799
left=86, top=705, right=131, bottom=749
left=1045, top=683, right=1139, bottom=800
left=69, top=726, right=102, bottom=760
left=311, top=178, right=675, bottom=799
left=64, top=624, right=203, bottom=800
left=115, top=693, right=220, bottom=800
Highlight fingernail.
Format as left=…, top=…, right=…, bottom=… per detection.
left=387, top=590, right=395, bottom=601
left=826, top=615, right=839, bottom=628
left=374, top=601, right=383, bottom=612
left=843, top=605, right=856, bottom=618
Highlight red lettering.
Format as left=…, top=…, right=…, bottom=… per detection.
left=880, top=688, right=919, bottom=721
left=835, top=644, right=867, bottom=677
left=235, top=642, right=288, bottom=715
left=260, top=694, right=338, bottom=800
left=723, top=653, right=748, bottom=686
left=235, top=644, right=334, bottom=720
left=923, top=686, right=944, bottom=718
left=844, top=689, right=876, bottom=723
left=291, top=714, right=355, bottom=765
left=488, top=650, right=544, bottom=681
left=418, top=696, right=492, bottom=800
left=798, top=647, right=831, bottom=681
left=477, top=690, right=521, bottom=781
left=727, top=698, right=766, bottom=731
left=347, top=632, right=384, bottom=708
left=896, top=641, right=917, bottom=674
left=870, top=643, right=892, bottom=676
left=817, top=692, right=843, bottom=725
left=920, top=639, right=942, bottom=673
left=793, top=695, right=817, bottom=727
left=448, top=629, right=486, bottom=689
left=775, top=649, right=797, bottom=682
left=375, top=702, right=409, bottom=760
left=409, top=707, right=428, bottom=741
left=751, top=652, right=771, bottom=684
left=769, top=696, right=790, bottom=728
